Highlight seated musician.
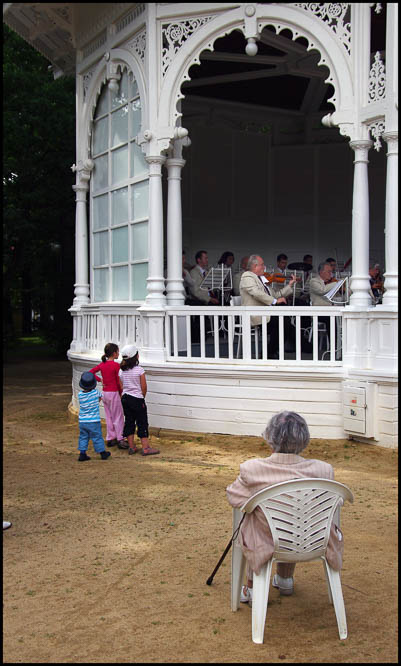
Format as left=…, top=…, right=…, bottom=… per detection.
left=309, top=262, right=342, bottom=351
left=325, top=257, right=337, bottom=275
left=232, top=256, right=249, bottom=296
left=369, top=263, right=384, bottom=304
left=309, top=262, right=336, bottom=307
left=275, top=253, right=288, bottom=274
left=239, top=255, right=297, bottom=359
left=188, top=250, right=219, bottom=306
left=217, top=251, right=235, bottom=268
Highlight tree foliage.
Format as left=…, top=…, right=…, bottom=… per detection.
left=3, top=24, right=76, bottom=352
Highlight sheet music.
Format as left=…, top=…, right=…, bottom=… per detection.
left=326, top=277, right=347, bottom=301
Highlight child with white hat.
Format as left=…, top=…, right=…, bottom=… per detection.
left=119, top=345, right=160, bottom=456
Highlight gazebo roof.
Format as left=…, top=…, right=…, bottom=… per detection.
left=2, top=3, right=138, bottom=77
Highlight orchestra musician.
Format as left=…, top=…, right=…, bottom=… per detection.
left=188, top=250, right=219, bottom=341
left=239, top=255, right=298, bottom=359
left=309, top=262, right=341, bottom=351
left=275, top=253, right=288, bottom=274
left=369, top=263, right=384, bottom=304
left=188, top=250, right=219, bottom=306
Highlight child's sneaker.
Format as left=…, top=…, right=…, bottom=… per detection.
left=100, top=450, right=111, bottom=460
left=78, top=452, right=91, bottom=462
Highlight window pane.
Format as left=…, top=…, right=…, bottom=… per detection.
left=111, top=70, right=129, bottom=110
left=111, top=187, right=128, bottom=226
left=93, top=268, right=109, bottom=302
left=131, top=222, right=148, bottom=261
left=111, top=106, right=128, bottom=146
left=93, top=116, right=108, bottom=156
left=130, top=76, right=138, bottom=98
left=131, top=99, right=142, bottom=136
left=130, top=141, right=148, bottom=178
left=131, top=180, right=149, bottom=220
left=111, top=145, right=128, bottom=185
left=94, top=86, right=109, bottom=118
left=93, top=154, right=108, bottom=191
left=112, top=266, right=129, bottom=301
left=132, top=262, right=148, bottom=300
left=93, top=231, right=109, bottom=266
left=93, top=194, right=108, bottom=230
left=112, top=226, right=128, bottom=263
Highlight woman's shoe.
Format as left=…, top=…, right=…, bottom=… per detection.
left=107, top=439, right=117, bottom=447
left=240, top=585, right=253, bottom=605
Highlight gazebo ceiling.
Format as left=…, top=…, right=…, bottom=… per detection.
left=185, top=27, right=333, bottom=113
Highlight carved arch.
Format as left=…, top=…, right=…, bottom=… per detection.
left=158, top=4, right=354, bottom=130
left=79, top=47, right=147, bottom=161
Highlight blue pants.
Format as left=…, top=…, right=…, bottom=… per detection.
left=78, top=421, right=106, bottom=453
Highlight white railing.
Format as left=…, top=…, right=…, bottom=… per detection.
left=165, top=306, right=345, bottom=365
left=70, top=306, right=142, bottom=353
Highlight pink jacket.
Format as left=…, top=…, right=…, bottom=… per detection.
left=226, top=452, right=344, bottom=574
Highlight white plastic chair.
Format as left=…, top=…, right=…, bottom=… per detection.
left=229, top=296, right=259, bottom=358
left=231, top=478, right=353, bottom=643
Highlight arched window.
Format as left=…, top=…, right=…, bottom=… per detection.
left=91, top=68, right=149, bottom=302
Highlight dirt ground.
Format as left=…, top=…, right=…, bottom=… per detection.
left=3, top=353, right=398, bottom=663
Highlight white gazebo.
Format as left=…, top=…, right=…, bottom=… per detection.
left=4, top=3, right=397, bottom=447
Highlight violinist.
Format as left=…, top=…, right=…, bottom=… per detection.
left=309, top=262, right=339, bottom=352
left=309, top=262, right=336, bottom=307
left=324, top=258, right=337, bottom=283
left=239, top=255, right=298, bottom=358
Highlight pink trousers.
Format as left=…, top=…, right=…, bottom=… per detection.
left=102, top=391, right=124, bottom=441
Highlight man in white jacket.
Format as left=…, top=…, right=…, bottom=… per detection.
left=240, top=255, right=297, bottom=358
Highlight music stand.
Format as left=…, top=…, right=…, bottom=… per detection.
left=326, top=277, right=349, bottom=304
left=200, top=266, right=232, bottom=306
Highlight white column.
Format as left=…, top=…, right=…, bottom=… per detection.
left=348, top=140, right=373, bottom=307
left=166, top=157, right=186, bottom=305
left=145, top=155, right=166, bottom=307
left=72, top=182, right=90, bottom=306
left=380, top=132, right=398, bottom=308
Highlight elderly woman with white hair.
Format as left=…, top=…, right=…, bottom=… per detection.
left=226, top=411, right=344, bottom=603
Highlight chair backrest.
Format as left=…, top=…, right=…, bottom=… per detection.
left=241, top=478, right=353, bottom=563
left=230, top=296, right=241, bottom=306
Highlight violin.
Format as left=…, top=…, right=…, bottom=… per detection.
left=325, top=277, right=339, bottom=284
left=263, top=272, right=287, bottom=284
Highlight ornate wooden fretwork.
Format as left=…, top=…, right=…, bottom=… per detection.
left=368, top=119, right=386, bottom=151
left=126, top=29, right=146, bottom=63
left=368, top=51, right=386, bottom=103
left=293, top=3, right=351, bottom=55
left=162, top=16, right=215, bottom=77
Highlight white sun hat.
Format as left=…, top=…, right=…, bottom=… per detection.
left=121, top=344, right=138, bottom=359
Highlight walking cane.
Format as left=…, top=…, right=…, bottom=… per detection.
left=206, top=513, right=245, bottom=585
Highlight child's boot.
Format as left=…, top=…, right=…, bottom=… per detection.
left=100, top=450, right=111, bottom=460
left=78, top=452, right=91, bottom=461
